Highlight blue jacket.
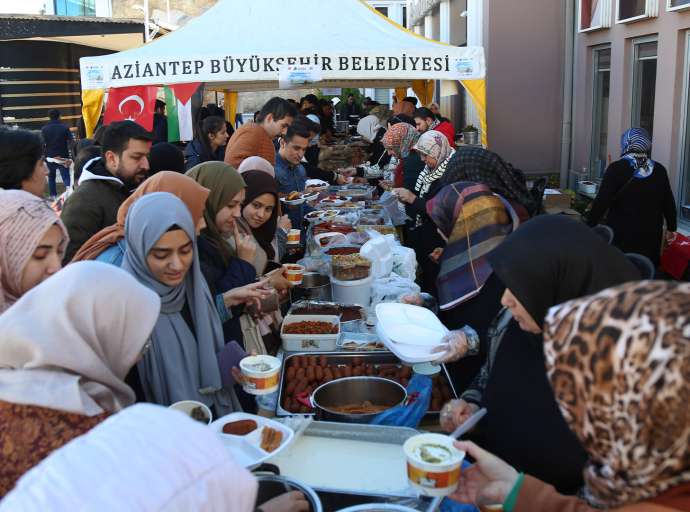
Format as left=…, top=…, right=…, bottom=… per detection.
left=41, top=120, right=72, bottom=158
left=275, top=152, right=309, bottom=228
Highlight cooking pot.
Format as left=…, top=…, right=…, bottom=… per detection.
left=254, top=469, right=323, bottom=512
left=311, top=376, right=406, bottom=424
left=293, top=272, right=332, bottom=302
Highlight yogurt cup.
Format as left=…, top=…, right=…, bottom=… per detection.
left=403, top=433, right=465, bottom=497
left=287, top=229, right=301, bottom=245
left=239, top=355, right=281, bottom=395
left=285, top=264, right=305, bottom=285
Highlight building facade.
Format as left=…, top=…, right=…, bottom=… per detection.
left=571, top=0, right=690, bottom=225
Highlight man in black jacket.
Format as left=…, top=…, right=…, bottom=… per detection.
left=41, top=109, right=73, bottom=199
left=61, top=121, right=152, bottom=262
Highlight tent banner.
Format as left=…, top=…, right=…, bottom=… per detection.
left=80, top=48, right=485, bottom=89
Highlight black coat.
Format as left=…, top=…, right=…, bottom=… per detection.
left=588, top=159, right=677, bottom=264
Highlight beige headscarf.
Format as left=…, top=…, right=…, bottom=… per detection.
left=0, top=261, right=161, bottom=416
left=237, top=156, right=275, bottom=178
left=0, top=189, right=68, bottom=312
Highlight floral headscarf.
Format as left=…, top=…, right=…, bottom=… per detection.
left=413, top=130, right=453, bottom=169
left=382, top=123, right=419, bottom=159
left=544, top=280, right=690, bottom=508
left=620, top=127, right=655, bottom=178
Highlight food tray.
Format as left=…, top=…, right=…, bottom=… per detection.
left=210, top=412, right=294, bottom=468
left=268, top=420, right=419, bottom=498
left=280, top=314, right=340, bottom=352
left=276, top=352, right=456, bottom=418
left=338, top=332, right=386, bottom=351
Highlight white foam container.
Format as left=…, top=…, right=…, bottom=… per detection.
left=281, top=314, right=340, bottom=352
left=330, top=274, right=373, bottom=308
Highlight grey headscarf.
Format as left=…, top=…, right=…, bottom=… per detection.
left=121, top=192, right=236, bottom=413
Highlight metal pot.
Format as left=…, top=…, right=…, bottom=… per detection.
left=255, top=473, right=323, bottom=512
left=311, top=377, right=407, bottom=424
left=294, top=272, right=332, bottom=302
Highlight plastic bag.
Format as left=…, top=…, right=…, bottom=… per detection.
left=379, top=191, right=410, bottom=226
left=361, top=233, right=394, bottom=279
left=371, top=272, right=421, bottom=307
left=297, top=256, right=329, bottom=275
left=390, top=245, right=417, bottom=280
left=371, top=374, right=432, bottom=428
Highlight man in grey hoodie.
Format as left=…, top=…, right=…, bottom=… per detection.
left=61, top=121, right=152, bottom=262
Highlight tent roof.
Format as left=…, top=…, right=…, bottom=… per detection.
left=80, top=0, right=484, bottom=90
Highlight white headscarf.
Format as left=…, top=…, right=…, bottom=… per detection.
left=0, top=261, right=160, bottom=416
left=237, top=156, right=275, bottom=178
left=357, top=114, right=381, bottom=143
left=306, top=113, right=321, bottom=146
left=0, top=403, right=258, bottom=512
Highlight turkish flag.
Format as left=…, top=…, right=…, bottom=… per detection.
left=103, top=85, right=158, bottom=131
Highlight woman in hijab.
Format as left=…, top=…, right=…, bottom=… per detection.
left=441, top=146, right=537, bottom=221
left=450, top=281, right=690, bottom=512
left=0, top=261, right=160, bottom=497
left=71, top=171, right=209, bottom=265
left=441, top=215, right=641, bottom=495
left=186, top=162, right=276, bottom=355
left=382, top=122, right=423, bottom=190
left=588, top=128, right=677, bottom=265
left=0, top=189, right=68, bottom=313
left=423, top=182, right=519, bottom=392
left=147, top=142, right=186, bottom=177
left=357, top=113, right=390, bottom=167
left=393, top=130, right=456, bottom=294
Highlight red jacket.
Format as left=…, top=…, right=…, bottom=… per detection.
left=433, top=121, right=456, bottom=148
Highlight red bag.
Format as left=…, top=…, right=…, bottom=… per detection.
left=661, top=234, right=690, bottom=280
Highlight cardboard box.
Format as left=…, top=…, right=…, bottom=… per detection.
left=543, top=189, right=572, bottom=210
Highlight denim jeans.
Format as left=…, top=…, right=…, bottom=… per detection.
left=46, top=161, right=70, bottom=197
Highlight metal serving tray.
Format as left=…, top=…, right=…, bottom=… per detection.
left=275, top=351, right=457, bottom=419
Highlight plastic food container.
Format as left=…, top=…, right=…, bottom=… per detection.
left=403, top=433, right=465, bottom=497
left=331, top=274, right=373, bottom=308
left=239, top=355, right=281, bottom=395
left=287, top=229, right=301, bottom=245
left=169, top=400, right=212, bottom=425
left=281, top=314, right=341, bottom=352
left=331, top=254, right=371, bottom=281
left=285, top=264, right=305, bottom=285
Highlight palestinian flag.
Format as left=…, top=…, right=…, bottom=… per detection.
left=164, top=82, right=200, bottom=142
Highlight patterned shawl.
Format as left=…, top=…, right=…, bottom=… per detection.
left=426, top=182, right=519, bottom=310
left=442, top=147, right=538, bottom=215
left=621, top=127, right=655, bottom=178
left=544, top=280, right=690, bottom=508
left=382, top=123, right=419, bottom=158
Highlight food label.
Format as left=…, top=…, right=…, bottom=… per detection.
left=248, top=373, right=279, bottom=390
left=407, top=463, right=460, bottom=489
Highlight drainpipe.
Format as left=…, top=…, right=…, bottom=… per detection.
left=560, top=0, right=575, bottom=188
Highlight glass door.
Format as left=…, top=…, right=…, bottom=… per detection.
left=591, top=46, right=611, bottom=177
left=631, top=37, right=658, bottom=138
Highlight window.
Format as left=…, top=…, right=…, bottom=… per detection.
left=375, top=6, right=389, bottom=17
left=403, top=6, right=407, bottom=27
left=631, top=38, right=658, bottom=138
left=616, top=0, right=659, bottom=23
left=591, top=47, right=611, bottom=178
left=579, top=0, right=611, bottom=32
left=54, top=0, right=96, bottom=16
left=679, top=32, right=690, bottom=222
left=668, top=0, right=690, bottom=12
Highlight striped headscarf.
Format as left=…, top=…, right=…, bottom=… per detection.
left=382, top=123, right=419, bottom=159
left=620, top=127, right=655, bottom=178
left=426, top=182, right=519, bottom=310
left=0, top=189, right=68, bottom=312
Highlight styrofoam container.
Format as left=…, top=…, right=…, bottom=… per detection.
left=331, top=274, right=373, bottom=308
left=361, top=236, right=394, bottom=279
left=281, top=314, right=340, bottom=352
left=239, top=355, right=281, bottom=395
left=403, top=433, right=465, bottom=497
left=169, top=400, right=212, bottom=425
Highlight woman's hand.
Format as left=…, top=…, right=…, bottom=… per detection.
left=429, top=247, right=444, bottom=263
left=268, top=271, right=291, bottom=294
left=379, top=180, right=393, bottom=191
left=392, top=188, right=416, bottom=204
left=278, top=214, right=292, bottom=232
left=233, top=224, right=257, bottom=263
left=257, top=491, right=310, bottom=512
left=400, top=293, right=424, bottom=306
left=448, top=441, right=519, bottom=507
left=440, top=399, right=480, bottom=433
left=222, top=281, right=272, bottom=308
left=666, top=231, right=678, bottom=244
left=432, top=330, right=469, bottom=363
left=339, top=167, right=357, bottom=177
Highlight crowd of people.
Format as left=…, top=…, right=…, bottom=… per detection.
left=0, top=90, right=687, bottom=512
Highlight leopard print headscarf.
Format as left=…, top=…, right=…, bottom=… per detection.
left=544, top=281, right=690, bottom=508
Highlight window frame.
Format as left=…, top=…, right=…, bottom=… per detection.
left=590, top=44, right=612, bottom=178
left=667, top=0, right=690, bottom=12
left=677, top=31, right=690, bottom=225
left=630, top=35, right=658, bottom=136
left=578, top=0, right=612, bottom=33
left=615, top=0, right=659, bottom=24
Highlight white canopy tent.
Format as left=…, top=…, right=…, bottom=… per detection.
left=79, top=0, right=487, bottom=141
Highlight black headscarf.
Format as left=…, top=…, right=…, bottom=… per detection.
left=488, top=215, right=641, bottom=326
left=443, top=147, right=538, bottom=215
left=241, top=170, right=279, bottom=261
left=148, top=142, right=185, bottom=176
